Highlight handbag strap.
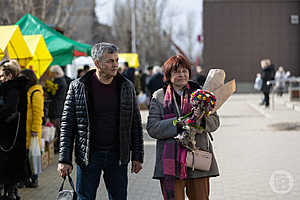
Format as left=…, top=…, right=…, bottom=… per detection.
left=59, top=174, right=76, bottom=193
left=192, top=151, right=195, bottom=171
left=0, top=112, right=20, bottom=152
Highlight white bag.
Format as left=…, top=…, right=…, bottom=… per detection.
left=137, top=93, right=147, bottom=105
left=29, top=136, right=42, bottom=174
left=254, top=76, right=262, bottom=90
left=49, top=127, right=56, bottom=141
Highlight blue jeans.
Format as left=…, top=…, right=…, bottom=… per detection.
left=76, top=151, right=128, bottom=200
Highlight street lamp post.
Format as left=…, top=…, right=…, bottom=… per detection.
left=131, top=0, right=136, bottom=53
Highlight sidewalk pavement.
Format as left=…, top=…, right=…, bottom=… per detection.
left=211, top=93, right=300, bottom=200
left=19, top=93, right=300, bottom=200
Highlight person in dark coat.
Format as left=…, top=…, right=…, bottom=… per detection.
left=57, top=42, right=144, bottom=200
left=260, top=59, right=275, bottom=108
left=147, top=65, right=164, bottom=99
left=140, top=69, right=147, bottom=94
left=0, top=59, right=28, bottom=200
left=122, top=62, right=135, bottom=83
left=193, top=66, right=206, bottom=87
left=47, top=65, right=67, bottom=154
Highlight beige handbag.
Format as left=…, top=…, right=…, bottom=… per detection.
left=186, top=135, right=212, bottom=171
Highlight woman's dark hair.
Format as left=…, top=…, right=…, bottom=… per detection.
left=20, top=69, right=38, bottom=86
left=163, top=54, right=192, bottom=84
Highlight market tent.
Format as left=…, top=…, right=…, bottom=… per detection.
left=72, top=56, right=94, bottom=67
left=16, top=14, right=91, bottom=66
left=24, top=35, right=53, bottom=79
left=118, top=53, right=139, bottom=68
left=0, top=25, right=33, bottom=67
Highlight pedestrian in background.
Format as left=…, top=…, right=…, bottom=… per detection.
left=192, top=66, right=206, bottom=87
left=83, top=64, right=90, bottom=74
left=20, top=69, right=44, bottom=188
left=274, top=66, right=287, bottom=96
left=0, top=59, right=28, bottom=200
left=77, top=69, right=85, bottom=78
left=122, top=61, right=135, bottom=83
left=57, top=42, right=144, bottom=200
left=146, top=55, right=220, bottom=200
left=147, top=65, right=164, bottom=99
left=260, top=59, right=275, bottom=108
left=47, top=65, right=67, bottom=154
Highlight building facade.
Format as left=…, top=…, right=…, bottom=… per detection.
left=203, top=0, right=300, bottom=92
left=69, top=0, right=95, bottom=44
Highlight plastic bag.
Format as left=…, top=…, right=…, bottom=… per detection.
left=254, top=76, right=262, bottom=90
left=29, top=136, right=42, bottom=174
left=137, top=93, right=147, bottom=105
left=56, top=174, right=77, bottom=200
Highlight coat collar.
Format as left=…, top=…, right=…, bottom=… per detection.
left=78, top=69, right=128, bottom=86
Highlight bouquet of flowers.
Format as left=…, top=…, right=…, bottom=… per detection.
left=45, top=79, right=58, bottom=96
left=174, top=89, right=216, bottom=151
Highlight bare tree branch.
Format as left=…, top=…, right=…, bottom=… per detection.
left=59, top=0, right=75, bottom=28
left=41, top=0, right=47, bottom=22
left=186, top=12, right=195, bottom=59
left=53, top=0, right=63, bottom=25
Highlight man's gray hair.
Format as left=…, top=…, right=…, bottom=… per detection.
left=91, top=42, right=118, bottom=62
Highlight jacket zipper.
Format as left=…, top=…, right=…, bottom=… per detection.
left=82, top=83, right=90, bottom=166
left=128, top=87, right=134, bottom=165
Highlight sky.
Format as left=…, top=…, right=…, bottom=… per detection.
left=95, top=0, right=203, bottom=57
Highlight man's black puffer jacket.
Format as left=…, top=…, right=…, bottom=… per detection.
left=58, top=70, right=144, bottom=168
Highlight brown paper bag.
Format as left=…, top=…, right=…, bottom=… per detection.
left=212, top=79, right=236, bottom=113
left=203, top=69, right=225, bottom=91
left=202, top=69, right=236, bottom=113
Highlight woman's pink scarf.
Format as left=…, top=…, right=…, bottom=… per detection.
left=162, top=84, right=192, bottom=200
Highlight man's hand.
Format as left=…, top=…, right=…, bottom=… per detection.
left=57, top=163, right=73, bottom=178
left=131, top=161, right=142, bottom=174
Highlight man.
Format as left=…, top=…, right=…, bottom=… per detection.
left=122, top=62, right=135, bottom=83
left=57, top=42, right=144, bottom=200
left=83, top=64, right=90, bottom=74
left=147, top=65, right=164, bottom=99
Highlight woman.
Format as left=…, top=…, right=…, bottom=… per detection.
left=20, top=69, right=44, bottom=188
left=0, top=59, right=28, bottom=200
left=146, top=55, right=220, bottom=200
left=274, top=66, right=286, bottom=96
left=47, top=65, right=67, bottom=154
